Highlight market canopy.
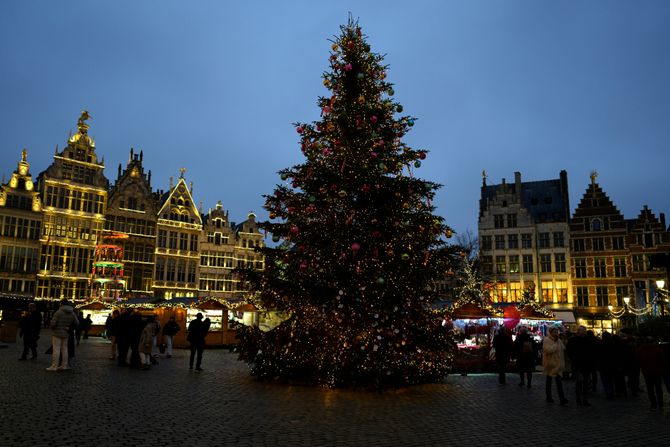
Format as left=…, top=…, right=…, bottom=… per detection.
left=450, top=301, right=503, bottom=319
left=517, top=304, right=555, bottom=320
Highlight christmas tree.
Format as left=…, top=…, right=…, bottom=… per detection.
left=236, top=19, right=458, bottom=388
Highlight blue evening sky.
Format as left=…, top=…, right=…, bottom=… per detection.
left=1, top=1, right=669, bottom=236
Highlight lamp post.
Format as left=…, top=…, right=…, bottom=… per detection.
left=656, top=279, right=667, bottom=316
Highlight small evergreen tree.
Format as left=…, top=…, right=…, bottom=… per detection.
left=236, top=19, right=458, bottom=388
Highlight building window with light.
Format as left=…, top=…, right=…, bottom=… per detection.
left=556, top=281, right=568, bottom=303
left=496, top=283, right=508, bottom=303
left=542, top=281, right=553, bottom=302
left=509, top=282, right=521, bottom=301
left=522, top=255, right=533, bottom=273
left=496, top=256, right=506, bottom=274
left=576, top=287, right=589, bottom=307
left=616, top=286, right=628, bottom=306
left=509, top=255, right=519, bottom=273
left=521, top=233, right=532, bottom=249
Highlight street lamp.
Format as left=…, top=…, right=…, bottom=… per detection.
left=656, top=279, right=667, bottom=316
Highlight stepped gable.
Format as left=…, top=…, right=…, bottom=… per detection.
left=571, top=174, right=627, bottom=232
left=108, top=148, right=158, bottom=214
left=630, top=205, right=666, bottom=232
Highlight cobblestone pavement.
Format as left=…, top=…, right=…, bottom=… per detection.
left=1, top=334, right=669, bottom=447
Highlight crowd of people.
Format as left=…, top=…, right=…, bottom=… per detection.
left=14, top=299, right=211, bottom=373
left=493, top=324, right=670, bottom=410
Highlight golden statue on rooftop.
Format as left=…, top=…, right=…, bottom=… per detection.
left=77, top=110, right=91, bottom=135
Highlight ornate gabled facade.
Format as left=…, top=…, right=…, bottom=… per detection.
left=570, top=173, right=631, bottom=331
left=35, top=112, right=108, bottom=300
left=627, top=205, right=670, bottom=308
left=479, top=171, right=572, bottom=310
left=199, top=201, right=236, bottom=299
left=153, top=171, right=202, bottom=298
left=105, top=148, right=158, bottom=297
left=0, top=150, right=42, bottom=296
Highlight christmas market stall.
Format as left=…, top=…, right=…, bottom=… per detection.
left=75, top=300, right=114, bottom=337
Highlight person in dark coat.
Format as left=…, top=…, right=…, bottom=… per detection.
left=513, top=326, right=536, bottom=388
left=81, top=314, right=92, bottom=339
left=105, top=309, right=120, bottom=360
left=18, top=303, right=42, bottom=360
left=116, top=308, right=134, bottom=367
left=161, top=316, right=180, bottom=358
left=598, top=331, right=619, bottom=399
left=492, top=326, right=513, bottom=385
left=566, top=325, right=595, bottom=406
left=128, top=310, right=145, bottom=369
left=188, top=313, right=211, bottom=371
left=636, top=337, right=667, bottom=410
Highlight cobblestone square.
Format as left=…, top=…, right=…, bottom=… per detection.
left=1, top=335, right=669, bottom=447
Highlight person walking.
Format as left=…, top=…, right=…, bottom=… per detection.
left=187, top=313, right=211, bottom=371
left=513, top=326, right=536, bottom=388
left=566, top=325, right=595, bottom=406
left=105, top=309, right=120, bottom=360
left=138, top=317, right=156, bottom=370
left=543, top=325, right=568, bottom=405
left=47, top=299, right=79, bottom=371
left=18, top=303, right=42, bottom=360
left=492, top=326, right=513, bottom=385
left=598, top=331, right=619, bottom=399
left=636, top=337, right=667, bottom=410
left=161, top=316, right=180, bottom=358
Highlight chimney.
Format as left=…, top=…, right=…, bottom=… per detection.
left=514, top=171, right=521, bottom=198
left=660, top=212, right=666, bottom=230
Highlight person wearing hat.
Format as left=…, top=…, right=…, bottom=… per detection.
left=47, top=299, right=79, bottom=371
left=543, top=325, right=568, bottom=405
left=187, top=312, right=211, bottom=371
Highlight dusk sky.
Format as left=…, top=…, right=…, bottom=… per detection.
left=1, top=1, right=669, bottom=237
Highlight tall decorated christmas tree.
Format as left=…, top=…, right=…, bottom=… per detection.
left=236, top=19, right=458, bottom=388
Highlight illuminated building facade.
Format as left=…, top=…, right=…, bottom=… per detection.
left=105, top=149, right=158, bottom=297
left=0, top=150, right=42, bottom=296
left=479, top=171, right=572, bottom=310
left=153, top=171, right=202, bottom=298
left=570, top=173, right=670, bottom=331
left=35, top=112, right=108, bottom=301
left=199, top=205, right=264, bottom=301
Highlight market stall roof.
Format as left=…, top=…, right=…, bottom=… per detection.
left=450, top=302, right=503, bottom=319
left=553, top=310, right=576, bottom=323
left=517, top=304, right=555, bottom=320
left=191, top=298, right=227, bottom=309
left=235, top=303, right=259, bottom=312
left=76, top=300, right=111, bottom=310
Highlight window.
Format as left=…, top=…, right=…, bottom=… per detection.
left=542, top=281, right=553, bottom=302
left=633, top=255, right=646, bottom=272
left=190, top=234, right=198, bottom=251
left=592, top=237, right=604, bottom=251
left=554, top=253, right=566, bottom=272
left=556, top=281, right=568, bottom=303
left=481, top=256, right=493, bottom=275
left=179, top=233, right=188, bottom=251
left=494, top=215, right=505, bottom=229
left=508, top=234, right=518, bottom=249
left=635, top=281, right=647, bottom=304
left=576, top=287, right=589, bottom=307
left=507, top=214, right=517, bottom=228
left=495, top=235, right=505, bottom=250
left=596, top=286, right=608, bottom=307
left=538, top=233, right=550, bottom=248
left=573, top=238, right=585, bottom=252
left=496, top=256, right=506, bottom=274
left=157, top=230, right=167, bottom=248
left=616, top=286, right=628, bottom=307
left=594, top=258, right=606, bottom=278
left=522, top=255, right=533, bottom=273
left=521, top=233, right=532, bottom=249
left=553, top=232, right=564, bottom=247
left=166, top=259, right=175, bottom=282
left=540, top=254, right=552, bottom=272
left=509, top=255, right=519, bottom=273
left=495, top=283, right=509, bottom=303
left=614, top=257, right=627, bottom=277
left=592, top=218, right=602, bottom=231
left=612, top=236, right=624, bottom=250
left=155, top=258, right=165, bottom=281
left=509, top=282, right=521, bottom=301
left=168, top=232, right=177, bottom=249
left=574, top=258, right=587, bottom=278
left=481, top=236, right=492, bottom=251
